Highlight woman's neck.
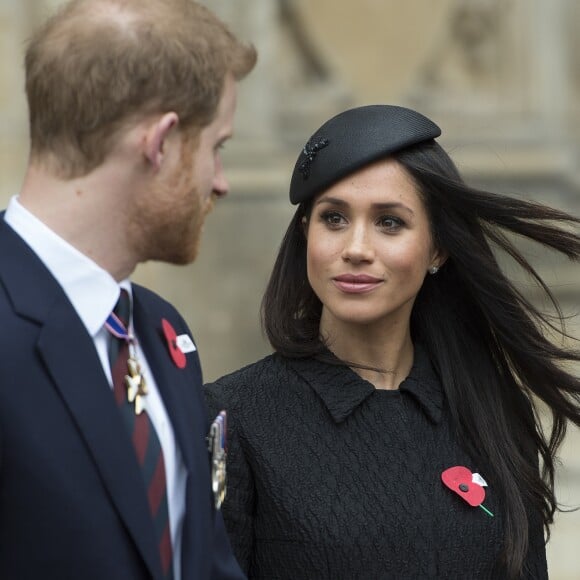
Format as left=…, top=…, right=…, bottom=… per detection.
left=320, top=315, right=415, bottom=390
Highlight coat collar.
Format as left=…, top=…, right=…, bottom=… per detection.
left=286, top=344, right=444, bottom=425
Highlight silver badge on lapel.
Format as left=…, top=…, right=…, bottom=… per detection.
left=207, top=410, right=227, bottom=509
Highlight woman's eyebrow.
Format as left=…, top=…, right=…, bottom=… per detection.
left=316, top=197, right=414, bottom=216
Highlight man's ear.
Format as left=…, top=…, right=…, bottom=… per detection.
left=143, top=112, right=180, bottom=171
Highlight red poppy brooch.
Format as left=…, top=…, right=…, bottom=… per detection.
left=441, top=466, right=494, bottom=517
left=161, top=318, right=196, bottom=369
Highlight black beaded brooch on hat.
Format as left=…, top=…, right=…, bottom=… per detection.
left=298, top=138, right=330, bottom=179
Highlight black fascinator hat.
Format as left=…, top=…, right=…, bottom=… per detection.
left=289, top=105, right=441, bottom=205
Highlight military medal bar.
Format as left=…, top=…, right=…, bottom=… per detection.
left=106, top=311, right=149, bottom=415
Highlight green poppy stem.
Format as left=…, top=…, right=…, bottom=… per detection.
left=479, top=504, right=494, bottom=517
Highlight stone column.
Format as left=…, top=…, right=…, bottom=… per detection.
left=200, top=0, right=279, bottom=143
left=0, top=0, right=35, bottom=205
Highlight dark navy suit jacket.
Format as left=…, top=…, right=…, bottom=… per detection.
left=0, top=215, right=245, bottom=580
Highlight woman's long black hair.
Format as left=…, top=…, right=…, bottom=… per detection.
left=262, top=139, right=580, bottom=578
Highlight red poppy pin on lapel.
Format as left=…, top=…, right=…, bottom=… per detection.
left=441, top=466, right=494, bottom=517
left=162, top=318, right=188, bottom=369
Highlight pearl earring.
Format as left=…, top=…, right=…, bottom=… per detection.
left=428, top=265, right=439, bottom=275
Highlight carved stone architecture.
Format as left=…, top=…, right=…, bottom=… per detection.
left=1, top=1, right=578, bottom=576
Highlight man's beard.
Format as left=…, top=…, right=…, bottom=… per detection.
left=127, top=170, right=213, bottom=266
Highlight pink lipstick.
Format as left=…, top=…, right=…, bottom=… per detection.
left=332, top=274, right=383, bottom=294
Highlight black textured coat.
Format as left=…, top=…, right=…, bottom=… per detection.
left=204, top=348, right=548, bottom=579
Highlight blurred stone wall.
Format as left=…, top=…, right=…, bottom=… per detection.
left=1, top=1, right=579, bottom=576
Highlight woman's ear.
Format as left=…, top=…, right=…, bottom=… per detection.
left=301, top=215, right=309, bottom=239
left=429, top=246, right=448, bottom=272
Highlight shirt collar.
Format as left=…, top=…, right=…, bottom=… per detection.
left=4, top=196, right=129, bottom=336
left=286, top=343, right=444, bottom=424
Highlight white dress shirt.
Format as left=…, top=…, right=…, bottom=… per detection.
left=5, top=196, right=186, bottom=579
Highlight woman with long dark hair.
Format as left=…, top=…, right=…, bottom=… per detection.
left=205, top=105, right=580, bottom=579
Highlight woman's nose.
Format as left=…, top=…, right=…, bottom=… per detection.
left=341, top=224, right=374, bottom=263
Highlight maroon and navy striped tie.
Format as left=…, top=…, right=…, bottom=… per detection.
left=108, top=290, right=174, bottom=579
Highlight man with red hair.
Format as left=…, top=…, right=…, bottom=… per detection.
left=0, top=1, right=256, bottom=578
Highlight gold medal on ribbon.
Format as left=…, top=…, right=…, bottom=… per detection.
left=125, top=351, right=148, bottom=415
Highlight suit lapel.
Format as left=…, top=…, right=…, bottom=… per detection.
left=37, top=301, right=163, bottom=579
left=132, top=293, right=207, bottom=472
left=0, top=220, right=163, bottom=580
left=133, top=291, right=212, bottom=575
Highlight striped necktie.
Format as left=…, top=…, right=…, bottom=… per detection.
left=108, top=290, right=174, bottom=579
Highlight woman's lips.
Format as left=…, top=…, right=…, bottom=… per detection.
left=332, top=274, right=383, bottom=294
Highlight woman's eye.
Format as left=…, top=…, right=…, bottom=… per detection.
left=378, top=216, right=404, bottom=230
left=321, top=211, right=345, bottom=226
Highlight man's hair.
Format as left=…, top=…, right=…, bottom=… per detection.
left=25, top=0, right=256, bottom=178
